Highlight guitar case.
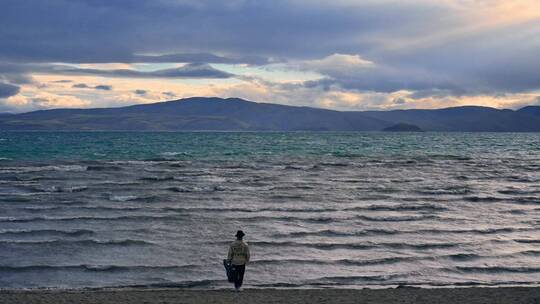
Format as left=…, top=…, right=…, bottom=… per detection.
left=223, top=259, right=234, bottom=283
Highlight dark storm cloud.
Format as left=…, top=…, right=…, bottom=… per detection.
left=0, top=62, right=33, bottom=87
left=0, top=0, right=539, bottom=96
left=365, top=20, right=540, bottom=96
left=72, top=83, right=89, bottom=89
left=0, top=0, right=450, bottom=62
left=133, top=53, right=270, bottom=65
left=94, top=85, right=112, bottom=91
left=304, top=66, right=461, bottom=94
left=1, top=74, right=33, bottom=85
left=298, top=44, right=539, bottom=97
left=393, top=98, right=407, bottom=105
left=162, top=91, right=176, bottom=98
left=302, top=78, right=336, bottom=92
left=0, top=82, right=20, bottom=98
left=48, top=63, right=233, bottom=79
left=73, top=83, right=112, bottom=90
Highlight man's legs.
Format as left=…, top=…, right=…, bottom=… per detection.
left=234, top=265, right=245, bottom=289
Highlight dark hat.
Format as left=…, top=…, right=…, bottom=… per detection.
left=235, top=230, right=245, bottom=238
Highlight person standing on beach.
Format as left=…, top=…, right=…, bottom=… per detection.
left=227, top=230, right=250, bottom=291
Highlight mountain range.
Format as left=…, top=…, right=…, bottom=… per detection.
left=1, top=97, right=539, bottom=132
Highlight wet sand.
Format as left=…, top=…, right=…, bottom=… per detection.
left=1, top=287, right=539, bottom=304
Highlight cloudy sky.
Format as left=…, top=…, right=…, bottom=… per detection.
left=1, top=0, right=539, bottom=112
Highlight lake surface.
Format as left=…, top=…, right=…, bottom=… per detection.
left=0, top=132, right=539, bottom=289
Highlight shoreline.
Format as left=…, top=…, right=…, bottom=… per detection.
left=2, top=281, right=540, bottom=291
left=1, top=287, right=539, bottom=304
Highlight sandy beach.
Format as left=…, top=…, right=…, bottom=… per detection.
left=1, top=287, right=539, bottom=304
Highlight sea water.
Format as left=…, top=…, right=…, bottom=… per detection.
left=0, top=131, right=539, bottom=289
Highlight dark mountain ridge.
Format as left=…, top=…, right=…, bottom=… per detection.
left=518, top=106, right=540, bottom=117
left=1, top=97, right=540, bottom=132
left=362, top=106, right=540, bottom=132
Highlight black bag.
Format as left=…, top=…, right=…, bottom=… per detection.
left=223, top=259, right=234, bottom=283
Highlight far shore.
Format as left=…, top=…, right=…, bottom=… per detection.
left=1, top=287, right=539, bottom=304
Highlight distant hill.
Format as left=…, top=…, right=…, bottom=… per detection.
left=518, top=106, right=540, bottom=117
left=363, top=106, right=540, bottom=132
left=0, top=97, right=540, bottom=132
left=383, top=123, right=423, bottom=132
left=0, top=97, right=389, bottom=131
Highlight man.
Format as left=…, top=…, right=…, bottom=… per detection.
left=227, top=230, right=250, bottom=291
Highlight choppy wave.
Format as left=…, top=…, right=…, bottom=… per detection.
left=464, top=196, right=506, bottom=202
left=519, top=250, right=540, bottom=256
left=0, top=264, right=192, bottom=272
left=139, top=176, right=175, bottom=182
left=165, top=185, right=227, bottom=193
left=108, top=195, right=140, bottom=202
left=0, top=214, right=186, bottom=223
left=30, top=185, right=88, bottom=193
left=308, top=274, right=400, bottom=284
left=356, top=214, right=440, bottom=222
left=274, top=229, right=394, bottom=238
left=0, top=239, right=153, bottom=246
left=272, top=226, right=536, bottom=238
left=0, top=229, right=95, bottom=237
left=86, top=165, right=123, bottom=171
left=0, top=165, right=87, bottom=173
left=345, top=204, right=449, bottom=212
left=251, top=254, right=482, bottom=266
left=108, top=194, right=161, bottom=202
left=415, top=187, right=472, bottom=195
left=454, top=266, right=540, bottom=274
left=241, top=240, right=460, bottom=250
left=513, top=239, right=540, bottom=244
left=234, top=215, right=337, bottom=224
